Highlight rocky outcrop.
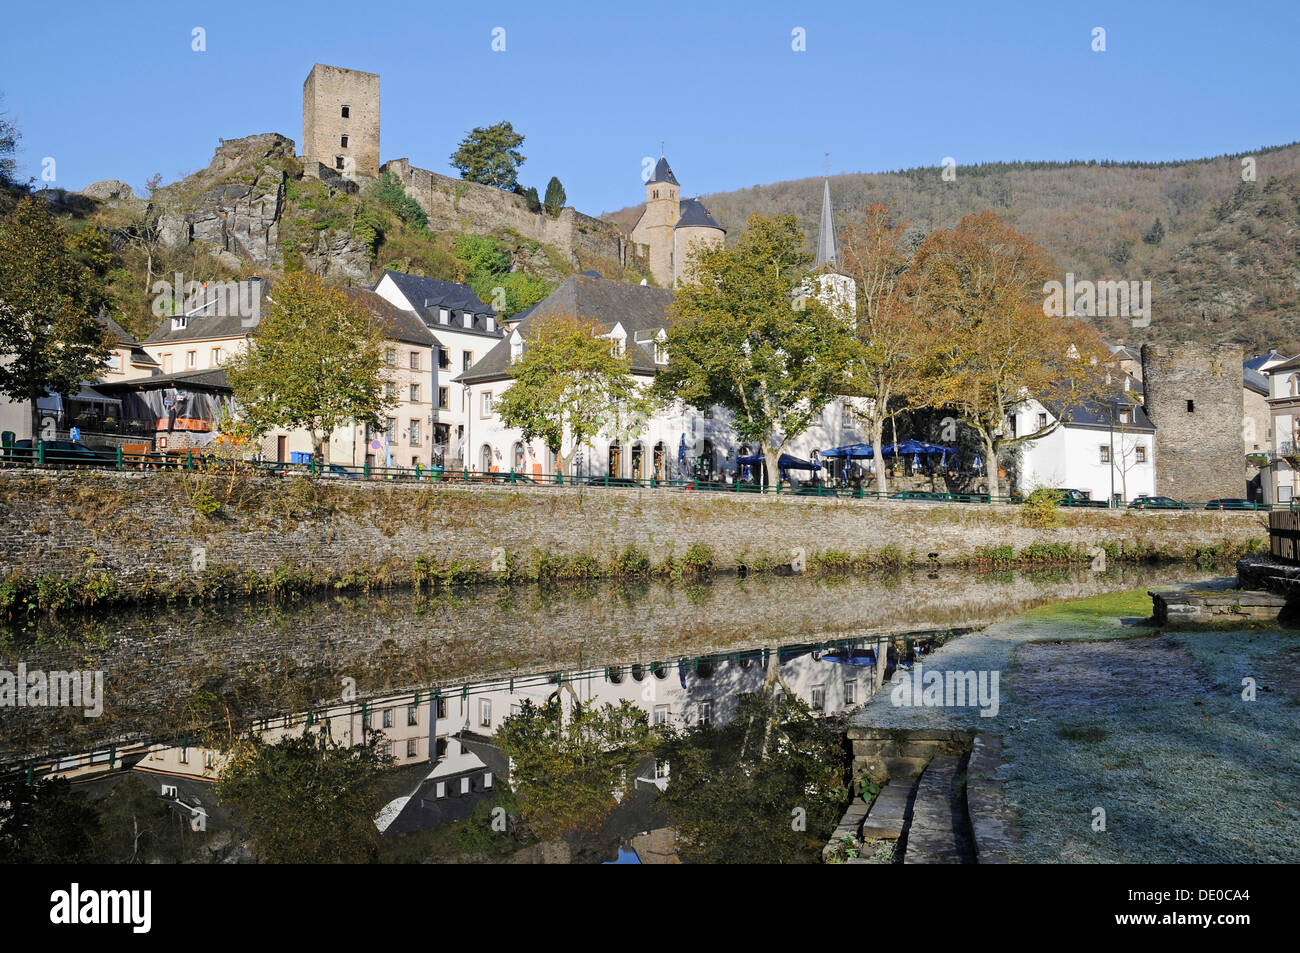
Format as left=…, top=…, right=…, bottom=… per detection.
left=301, top=228, right=373, bottom=283
left=157, top=134, right=293, bottom=271
left=82, top=179, right=135, bottom=200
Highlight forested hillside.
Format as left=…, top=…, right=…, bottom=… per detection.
left=605, top=143, right=1300, bottom=353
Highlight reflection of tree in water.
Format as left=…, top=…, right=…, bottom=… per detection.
left=655, top=653, right=849, bottom=864
left=494, top=697, right=653, bottom=844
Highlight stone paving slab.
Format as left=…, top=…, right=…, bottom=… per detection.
left=902, top=753, right=975, bottom=864
left=966, top=733, right=1017, bottom=863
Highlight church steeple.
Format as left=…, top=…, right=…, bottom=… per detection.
left=814, top=177, right=839, bottom=269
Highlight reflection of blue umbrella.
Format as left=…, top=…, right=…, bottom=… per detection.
left=912, top=453, right=921, bottom=470
left=973, top=453, right=983, bottom=470
left=677, top=434, right=686, bottom=469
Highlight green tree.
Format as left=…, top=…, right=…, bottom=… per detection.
left=89, top=774, right=204, bottom=864
left=449, top=121, right=526, bottom=190
left=225, top=272, right=391, bottom=462
left=523, top=185, right=541, bottom=214
left=1143, top=217, right=1165, bottom=245
left=493, top=312, right=658, bottom=475
left=0, top=94, right=19, bottom=191
left=0, top=195, right=110, bottom=440
left=495, top=697, right=652, bottom=841
left=543, top=176, right=566, bottom=216
left=0, top=776, right=100, bottom=863
left=213, top=730, right=393, bottom=863
left=653, top=214, right=855, bottom=488
left=367, top=171, right=428, bottom=230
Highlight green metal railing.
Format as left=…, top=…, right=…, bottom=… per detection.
left=0, top=440, right=1279, bottom=510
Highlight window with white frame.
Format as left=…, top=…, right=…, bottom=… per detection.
left=699, top=701, right=713, bottom=726
left=479, top=698, right=492, bottom=727
left=481, top=391, right=493, bottom=417
left=409, top=419, right=421, bottom=446
left=845, top=680, right=857, bottom=705
left=409, top=351, right=420, bottom=371
left=409, top=383, right=420, bottom=402
left=186, top=350, right=197, bottom=368
left=1135, top=445, right=1147, bottom=463
left=811, top=686, right=826, bottom=711
left=1100, top=445, right=1111, bottom=464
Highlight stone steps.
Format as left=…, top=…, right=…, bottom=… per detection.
left=859, top=777, right=916, bottom=841
left=900, top=752, right=976, bottom=865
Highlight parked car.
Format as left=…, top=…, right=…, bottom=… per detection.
left=1204, top=498, right=1259, bottom=510
left=1049, top=488, right=1109, bottom=507
left=1129, top=495, right=1187, bottom=510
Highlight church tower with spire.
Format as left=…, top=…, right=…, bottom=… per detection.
left=810, top=177, right=857, bottom=325
left=630, top=155, right=725, bottom=287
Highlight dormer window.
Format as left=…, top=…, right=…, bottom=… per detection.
left=341, top=105, right=350, bottom=118
left=463, top=312, right=472, bottom=329
left=439, top=308, right=449, bottom=325
left=655, top=341, right=668, bottom=364
left=172, top=315, right=187, bottom=331
left=486, top=316, right=496, bottom=332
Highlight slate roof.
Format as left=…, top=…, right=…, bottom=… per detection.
left=456, top=273, right=674, bottom=384
left=95, top=367, right=231, bottom=393
left=648, top=156, right=678, bottom=185
left=1245, top=349, right=1289, bottom=372
left=675, top=197, right=725, bottom=232
left=1044, top=388, right=1155, bottom=433
left=377, top=270, right=505, bottom=339
left=379, top=270, right=487, bottom=313
left=143, top=278, right=270, bottom=345
left=1244, top=365, right=1269, bottom=396
left=98, top=313, right=159, bottom=367
left=344, top=287, right=437, bottom=347
left=813, top=179, right=838, bottom=268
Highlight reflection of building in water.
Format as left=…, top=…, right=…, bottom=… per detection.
left=29, top=632, right=947, bottom=836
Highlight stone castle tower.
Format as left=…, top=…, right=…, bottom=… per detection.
left=630, top=156, right=725, bottom=287
left=302, top=64, right=380, bottom=179
left=1140, top=343, right=1242, bottom=501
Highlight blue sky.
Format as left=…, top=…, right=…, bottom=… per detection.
left=2, top=0, right=1296, bottom=214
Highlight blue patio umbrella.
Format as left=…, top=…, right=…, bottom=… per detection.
left=677, top=434, right=686, bottom=469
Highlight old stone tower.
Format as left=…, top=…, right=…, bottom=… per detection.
left=630, top=156, right=725, bottom=287
left=302, top=64, right=380, bottom=179
left=1140, top=343, right=1243, bottom=501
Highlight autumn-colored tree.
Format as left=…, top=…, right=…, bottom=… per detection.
left=0, top=195, right=111, bottom=440
left=908, top=212, right=1110, bottom=497
left=493, top=312, right=657, bottom=476
left=225, top=273, right=390, bottom=462
left=838, top=204, right=926, bottom=493
left=654, top=214, right=855, bottom=488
